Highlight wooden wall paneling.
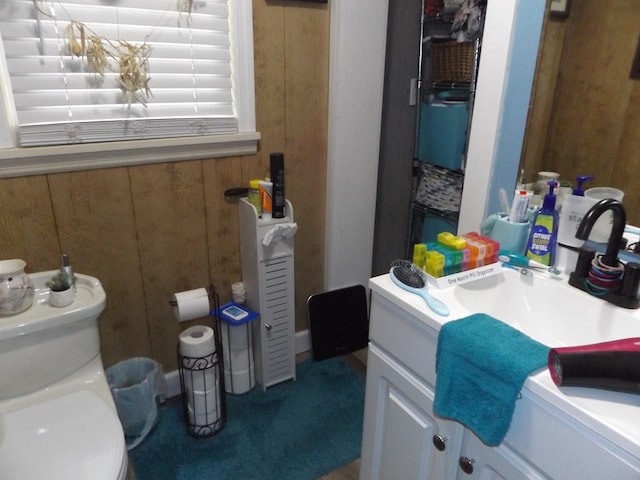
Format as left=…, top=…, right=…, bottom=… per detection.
left=47, top=168, right=150, bottom=367
left=0, top=176, right=59, bottom=270
left=253, top=0, right=287, bottom=157
left=544, top=3, right=601, bottom=177
left=617, top=83, right=640, bottom=225
left=526, top=0, right=640, bottom=226
left=203, top=155, right=254, bottom=302
left=521, top=17, right=567, bottom=182
left=572, top=2, right=631, bottom=183
left=283, top=3, right=329, bottom=330
left=128, top=161, right=211, bottom=370
left=544, top=1, right=640, bottom=184
left=602, top=0, right=640, bottom=226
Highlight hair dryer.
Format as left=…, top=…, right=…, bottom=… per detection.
left=549, top=338, right=640, bottom=394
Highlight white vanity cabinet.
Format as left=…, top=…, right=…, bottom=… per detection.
left=360, top=289, right=542, bottom=480
left=360, top=344, right=463, bottom=479
left=360, top=275, right=640, bottom=480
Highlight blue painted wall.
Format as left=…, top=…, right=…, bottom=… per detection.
left=486, top=1, right=546, bottom=216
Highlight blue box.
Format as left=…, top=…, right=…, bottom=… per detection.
left=217, top=302, right=259, bottom=325
left=417, top=101, right=468, bottom=170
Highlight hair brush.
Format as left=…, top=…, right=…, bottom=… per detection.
left=389, top=260, right=449, bottom=316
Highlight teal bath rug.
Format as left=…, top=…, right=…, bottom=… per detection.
left=130, top=356, right=365, bottom=480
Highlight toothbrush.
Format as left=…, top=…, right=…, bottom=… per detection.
left=389, top=260, right=449, bottom=316
left=498, top=250, right=562, bottom=275
left=499, top=188, right=511, bottom=215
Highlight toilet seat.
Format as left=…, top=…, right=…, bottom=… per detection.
left=0, top=390, right=127, bottom=480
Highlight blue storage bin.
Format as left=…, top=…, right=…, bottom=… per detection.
left=422, top=213, right=458, bottom=244
left=417, top=101, right=468, bottom=170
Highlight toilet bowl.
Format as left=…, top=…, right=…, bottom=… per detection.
left=0, top=269, right=128, bottom=480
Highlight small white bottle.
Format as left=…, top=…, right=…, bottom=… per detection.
left=558, top=176, right=596, bottom=248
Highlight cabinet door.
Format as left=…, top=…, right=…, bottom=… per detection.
left=360, top=345, right=463, bottom=480
left=253, top=256, right=295, bottom=389
left=455, top=432, right=546, bottom=480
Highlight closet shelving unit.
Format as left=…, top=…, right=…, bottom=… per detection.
left=406, top=1, right=485, bottom=257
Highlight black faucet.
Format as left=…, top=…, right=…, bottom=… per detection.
left=575, top=198, right=626, bottom=267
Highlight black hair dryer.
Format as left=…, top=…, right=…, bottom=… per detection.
left=548, top=338, right=640, bottom=394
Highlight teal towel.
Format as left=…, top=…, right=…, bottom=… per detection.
left=433, top=313, right=549, bottom=446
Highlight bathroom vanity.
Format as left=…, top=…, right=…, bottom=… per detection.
left=359, top=264, right=640, bottom=479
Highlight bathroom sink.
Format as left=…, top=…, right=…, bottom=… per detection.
left=450, top=267, right=640, bottom=348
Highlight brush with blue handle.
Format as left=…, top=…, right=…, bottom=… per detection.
left=389, top=260, right=449, bottom=316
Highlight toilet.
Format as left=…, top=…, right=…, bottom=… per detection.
left=0, top=269, right=129, bottom=480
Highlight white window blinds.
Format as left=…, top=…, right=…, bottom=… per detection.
left=0, top=0, right=253, bottom=147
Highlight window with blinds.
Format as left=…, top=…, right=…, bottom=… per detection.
left=0, top=0, right=255, bottom=148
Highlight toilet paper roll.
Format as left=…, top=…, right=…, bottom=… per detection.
left=224, top=349, right=255, bottom=375
left=184, top=364, right=217, bottom=393
left=172, top=288, right=210, bottom=322
left=231, top=282, right=246, bottom=304
left=187, top=384, right=220, bottom=426
left=221, top=323, right=255, bottom=394
left=224, top=367, right=255, bottom=395
left=222, top=322, right=253, bottom=352
left=179, top=325, right=216, bottom=359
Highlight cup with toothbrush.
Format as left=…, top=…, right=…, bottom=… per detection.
left=481, top=189, right=533, bottom=255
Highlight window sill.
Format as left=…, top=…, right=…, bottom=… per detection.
left=0, top=132, right=261, bottom=178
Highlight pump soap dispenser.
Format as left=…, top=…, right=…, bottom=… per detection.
left=558, top=175, right=596, bottom=248
left=526, top=181, right=559, bottom=266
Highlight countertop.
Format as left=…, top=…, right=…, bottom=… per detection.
left=369, top=246, right=640, bottom=461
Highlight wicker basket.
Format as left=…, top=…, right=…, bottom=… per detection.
left=430, top=41, right=474, bottom=83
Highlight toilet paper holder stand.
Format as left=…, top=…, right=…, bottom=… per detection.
left=174, top=285, right=227, bottom=438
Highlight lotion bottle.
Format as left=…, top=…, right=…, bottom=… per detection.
left=557, top=175, right=595, bottom=248
left=526, top=181, right=559, bottom=266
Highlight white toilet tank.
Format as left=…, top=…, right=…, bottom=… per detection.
left=0, top=270, right=106, bottom=400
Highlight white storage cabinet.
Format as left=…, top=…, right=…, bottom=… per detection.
left=238, top=198, right=296, bottom=390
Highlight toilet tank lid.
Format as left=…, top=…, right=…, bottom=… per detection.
left=0, top=270, right=106, bottom=342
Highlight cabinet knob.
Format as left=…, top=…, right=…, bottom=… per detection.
left=459, top=456, right=475, bottom=475
left=265, top=323, right=272, bottom=331
left=432, top=434, right=447, bottom=451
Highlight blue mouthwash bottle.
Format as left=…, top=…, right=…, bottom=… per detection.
left=526, top=181, right=559, bottom=266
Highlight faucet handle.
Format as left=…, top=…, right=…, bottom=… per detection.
left=621, top=262, right=640, bottom=298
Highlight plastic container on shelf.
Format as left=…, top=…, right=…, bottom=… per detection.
left=417, top=100, right=468, bottom=170
left=248, top=179, right=262, bottom=218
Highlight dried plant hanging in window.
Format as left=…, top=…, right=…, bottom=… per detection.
left=62, top=21, right=152, bottom=107
left=118, top=42, right=152, bottom=106
left=31, top=0, right=193, bottom=108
